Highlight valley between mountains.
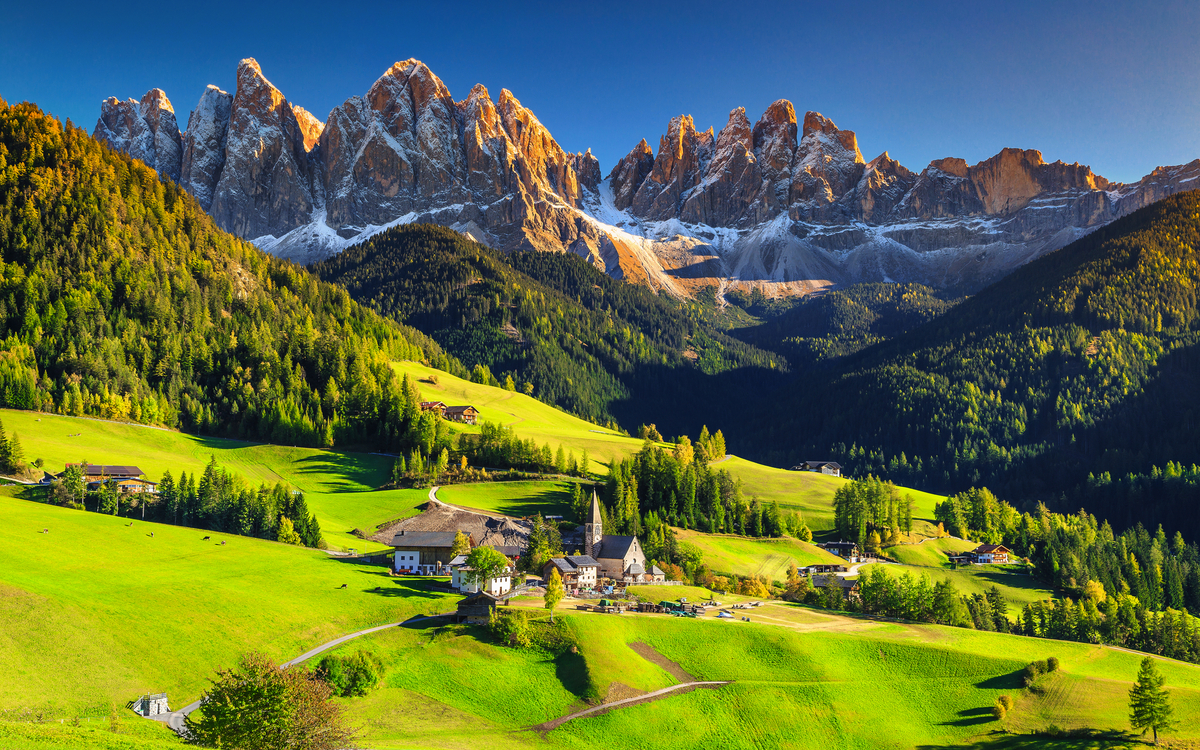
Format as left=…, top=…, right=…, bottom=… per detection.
left=3, top=39, right=1200, bottom=750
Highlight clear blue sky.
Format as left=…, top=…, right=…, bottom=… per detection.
left=2, top=0, right=1197, bottom=183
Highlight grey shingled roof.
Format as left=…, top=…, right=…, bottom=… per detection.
left=626, top=563, right=645, bottom=575
left=595, top=535, right=638, bottom=560
left=66, top=464, right=143, bottom=477
left=566, top=555, right=599, bottom=567
left=650, top=565, right=665, bottom=575
left=389, top=531, right=459, bottom=548
left=813, top=575, right=858, bottom=589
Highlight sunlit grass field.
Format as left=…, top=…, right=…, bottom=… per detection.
left=0, top=497, right=456, bottom=717
left=329, top=604, right=1200, bottom=750
left=674, top=529, right=844, bottom=582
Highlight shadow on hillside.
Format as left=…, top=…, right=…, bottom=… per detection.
left=940, top=707, right=998, bottom=728
left=971, top=568, right=1049, bottom=595
left=918, top=728, right=1138, bottom=749
left=328, top=553, right=391, bottom=567
left=554, top=648, right=590, bottom=701
left=355, top=574, right=446, bottom=600
left=974, top=669, right=1026, bottom=690
left=290, top=452, right=388, bottom=491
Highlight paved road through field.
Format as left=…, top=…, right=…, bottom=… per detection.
left=151, top=613, right=453, bottom=735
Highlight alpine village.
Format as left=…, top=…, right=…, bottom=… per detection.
left=2, top=5, right=1200, bottom=750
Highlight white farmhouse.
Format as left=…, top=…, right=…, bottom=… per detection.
left=449, top=554, right=512, bottom=597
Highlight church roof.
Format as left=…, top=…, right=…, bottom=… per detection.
left=595, top=535, right=639, bottom=560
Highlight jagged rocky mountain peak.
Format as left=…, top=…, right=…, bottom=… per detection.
left=608, top=138, right=656, bottom=210
left=94, top=88, right=183, bottom=183
left=92, top=59, right=1200, bottom=297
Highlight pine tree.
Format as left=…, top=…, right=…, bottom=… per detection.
left=159, top=471, right=177, bottom=523
left=1129, top=656, right=1176, bottom=744
left=0, top=418, right=10, bottom=474
left=98, top=481, right=119, bottom=516
left=6, top=433, right=25, bottom=474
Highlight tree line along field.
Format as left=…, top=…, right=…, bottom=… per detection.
left=2, top=359, right=950, bottom=558
left=0, top=407, right=430, bottom=552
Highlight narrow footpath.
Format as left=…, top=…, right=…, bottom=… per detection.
left=532, top=681, right=731, bottom=731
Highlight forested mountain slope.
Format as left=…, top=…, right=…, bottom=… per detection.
left=0, top=99, right=458, bottom=449
left=727, top=281, right=962, bottom=364
left=740, top=190, right=1200, bottom=537
left=312, top=224, right=786, bottom=432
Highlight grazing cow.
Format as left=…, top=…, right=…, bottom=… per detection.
left=202, top=536, right=210, bottom=541
left=339, top=584, right=347, bottom=589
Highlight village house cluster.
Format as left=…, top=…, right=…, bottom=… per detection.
left=387, top=490, right=666, bottom=607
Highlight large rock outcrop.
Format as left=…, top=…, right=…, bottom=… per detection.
left=208, top=59, right=319, bottom=239
left=93, top=89, right=182, bottom=183
left=180, top=86, right=233, bottom=211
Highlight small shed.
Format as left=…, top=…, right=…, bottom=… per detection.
left=456, top=591, right=501, bottom=624
left=134, top=693, right=169, bottom=717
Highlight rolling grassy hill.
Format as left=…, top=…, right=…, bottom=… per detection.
left=393, top=360, right=658, bottom=473
left=5, top=479, right=1200, bottom=750
left=323, top=603, right=1200, bottom=749
left=436, top=481, right=577, bottom=518
left=886, top=536, right=979, bottom=567
left=0, top=497, right=457, bottom=717
left=674, top=529, right=844, bottom=582
left=719, top=455, right=947, bottom=535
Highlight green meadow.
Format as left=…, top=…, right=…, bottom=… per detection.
left=436, top=480, right=577, bottom=519
left=886, top=536, right=979, bottom=567
left=0, top=718, right=186, bottom=750
left=393, top=361, right=656, bottom=473
left=674, top=529, right=844, bottom=582
left=320, top=605, right=1200, bottom=750
left=0, top=497, right=456, bottom=717
left=5, top=485, right=1200, bottom=750
left=0, top=407, right=426, bottom=552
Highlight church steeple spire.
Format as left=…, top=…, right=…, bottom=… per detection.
left=584, top=489, right=603, bottom=558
